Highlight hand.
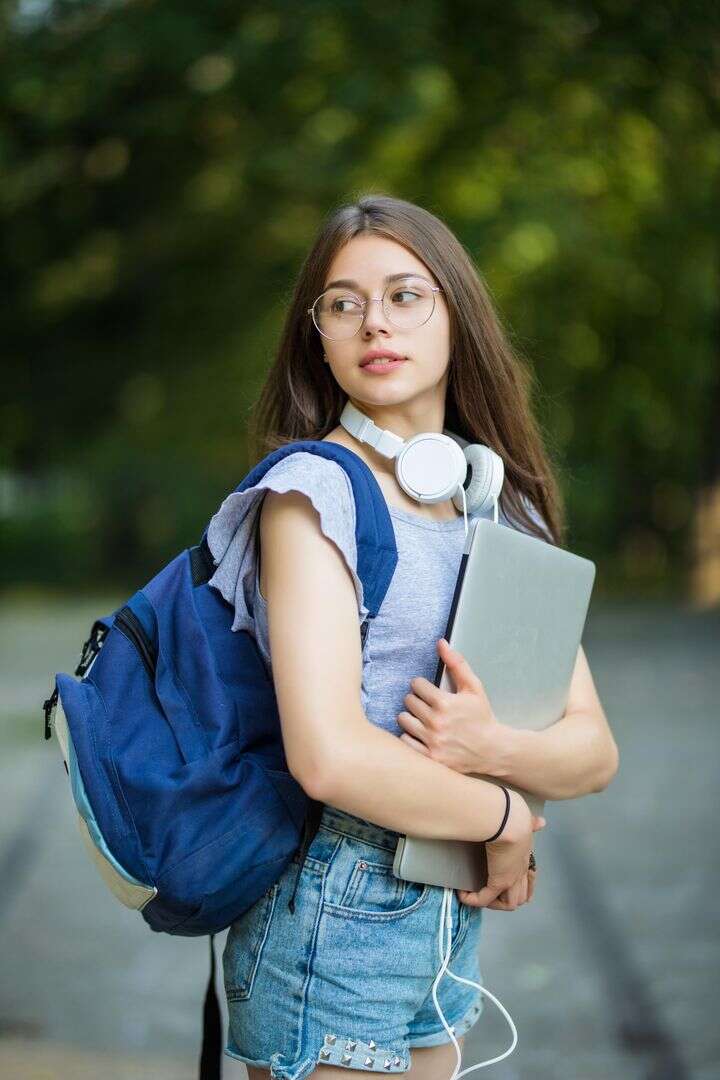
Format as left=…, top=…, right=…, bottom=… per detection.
left=457, top=792, right=545, bottom=911
left=397, top=637, right=506, bottom=776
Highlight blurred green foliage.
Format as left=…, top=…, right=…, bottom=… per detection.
left=1, top=0, right=718, bottom=597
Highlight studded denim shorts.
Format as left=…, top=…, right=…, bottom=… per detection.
left=222, top=803, right=485, bottom=1079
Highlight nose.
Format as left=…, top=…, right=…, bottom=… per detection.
left=361, top=296, right=392, bottom=337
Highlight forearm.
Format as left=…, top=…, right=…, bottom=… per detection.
left=492, top=710, right=620, bottom=801
left=312, top=712, right=511, bottom=842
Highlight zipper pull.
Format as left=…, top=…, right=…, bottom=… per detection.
left=74, top=620, right=109, bottom=678
left=43, top=685, right=59, bottom=740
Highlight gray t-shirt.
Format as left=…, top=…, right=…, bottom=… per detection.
left=206, top=451, right=544, bottom=738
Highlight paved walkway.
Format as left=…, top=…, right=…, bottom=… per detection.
left=0, top=596, right=717, bottom=1078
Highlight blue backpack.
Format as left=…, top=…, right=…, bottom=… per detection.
left=42, top=440, right=399, bottom=1079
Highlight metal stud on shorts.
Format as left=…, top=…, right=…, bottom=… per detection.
left=316, top=1033, right=407, bottom=1071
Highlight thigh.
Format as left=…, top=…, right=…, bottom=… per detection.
left=246, top=1039, right=465, bottom=1080
left=407, top=1037, right=465, bottom=1079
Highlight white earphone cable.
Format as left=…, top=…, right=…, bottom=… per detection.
left=430, top=889, right=518, bottom=1077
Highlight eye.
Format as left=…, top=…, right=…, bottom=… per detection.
left=390, top=289, right=421, bottom=304
left=330, top=297, right=361, bottom=314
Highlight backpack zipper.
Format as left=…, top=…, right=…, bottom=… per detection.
left=115, top=606, right=157, bottom=681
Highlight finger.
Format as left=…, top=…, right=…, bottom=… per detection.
left=504, top=878, right=525, bottom=910
left=397, top=710, right=430, bottom=743
left=457, top=890, right=484, bottom=908
left=532, top=816, right=546, bottom=831
left=457, top=889, right=493, bottom=908
left=500, top=871, right=530, bottom=910
left=527, top=870, right=536, bottom=903
left=403, top=691, right=436, bottom=724
left=398, top=731, right=431, bottom=756
left=487, top=894, right=513, bottom=911
left=464, top=882, right=510, bottom=909
left=408, top=677, right=446, bottom=709
left=437, top=639, right=485, bottom=694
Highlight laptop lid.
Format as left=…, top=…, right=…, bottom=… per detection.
left=437, top=517, right=596, bottom=733
left=393, top=517, right=596, bottom=892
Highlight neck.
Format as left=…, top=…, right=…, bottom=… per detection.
left=345, top=396, right=446, bottom=444
left=334, top=399, right=440, bottom=480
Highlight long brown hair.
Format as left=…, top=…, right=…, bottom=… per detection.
left=248, top=193, right=565, bottom=545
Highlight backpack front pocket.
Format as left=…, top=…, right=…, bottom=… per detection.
left=109, top=600, right=208, bottom=765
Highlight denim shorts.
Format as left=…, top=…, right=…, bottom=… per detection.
left=222, top=803, right=485, bottom=1079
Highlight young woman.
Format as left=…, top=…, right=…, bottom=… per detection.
left=208, top=194, right=619, bottom=1080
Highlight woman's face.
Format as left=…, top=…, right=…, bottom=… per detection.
left=317, top=234, right=451, bottom=414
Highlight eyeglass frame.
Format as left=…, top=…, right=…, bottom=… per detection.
left=306, top=275, right=444, bottom=340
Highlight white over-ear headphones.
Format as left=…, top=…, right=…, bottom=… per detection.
left=339, top=399, right=504, bottom=517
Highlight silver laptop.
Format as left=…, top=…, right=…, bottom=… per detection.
left=392, top=516, right=596, bottom=893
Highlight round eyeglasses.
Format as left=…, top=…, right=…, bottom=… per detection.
left=307, top=274, right=443, bottom=341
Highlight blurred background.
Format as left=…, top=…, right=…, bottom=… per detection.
left=1, top=1, right=718, bottom=1078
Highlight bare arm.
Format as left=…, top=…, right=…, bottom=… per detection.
left=494, top=645, right=620, bottom=801
left=259, top=488, right=530, bottom=843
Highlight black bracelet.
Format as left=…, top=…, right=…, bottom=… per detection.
left=483, top=785, right=511, bottom=842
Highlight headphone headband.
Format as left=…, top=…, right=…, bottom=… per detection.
left=340, top=399, right=467, bottom=457
left=339, top=400, right=404, bottom=458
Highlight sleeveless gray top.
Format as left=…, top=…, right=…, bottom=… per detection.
left=206, top=451, right=546, bottom=739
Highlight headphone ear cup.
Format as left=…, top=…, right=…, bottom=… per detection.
left=452, top=444, right=505, bottom=514
left=396, top=433, right=468, bottom=504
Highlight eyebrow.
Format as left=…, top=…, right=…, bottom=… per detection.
left=323, top=271, right=429, bottom=291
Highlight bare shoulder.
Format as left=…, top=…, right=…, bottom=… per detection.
left=319, top=428, right=354, bottom=449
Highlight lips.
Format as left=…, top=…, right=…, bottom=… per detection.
left=360, top=358, right=406, bottom=374
left=360, top=350, right=406, bottom=366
